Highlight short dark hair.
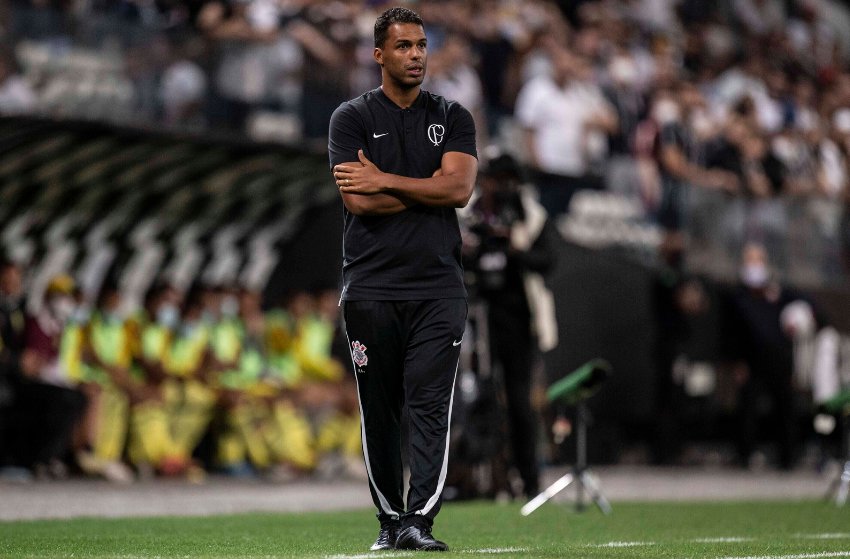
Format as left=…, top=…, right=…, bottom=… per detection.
left=374, top=7, right=423, bottom=48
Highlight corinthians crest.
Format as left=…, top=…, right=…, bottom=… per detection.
left=427, top=124, right=445, bottom=146
left=351, top=340, right=368, bottom=368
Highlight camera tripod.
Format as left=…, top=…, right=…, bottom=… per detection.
left=521, top=400, right=612, bottom=515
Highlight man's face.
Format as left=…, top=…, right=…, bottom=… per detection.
left=375, top=23, right=427, bottom=89
left=551, top=50, right=574, bottom=86
left=101, top=291, right=121, bottom=313
left=0, top=266, right=22, bottom=298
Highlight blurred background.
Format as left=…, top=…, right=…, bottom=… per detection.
left=2, top=0, right=850, bottom=503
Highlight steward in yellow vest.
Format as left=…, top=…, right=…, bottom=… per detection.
left=75, top=283, right=139, bottom=482
left=160, top=286, right=217, bottom=469
left=126, top=283, right=187, bottom=476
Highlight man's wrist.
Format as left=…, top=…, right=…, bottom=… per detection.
left=380, top=172, right=396, bottom=194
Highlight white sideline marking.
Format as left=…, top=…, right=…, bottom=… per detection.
left=693, top=537, right=754, bottom=543
left=20, top=557, right=169, bottom=559
left=717, top=552, right=850, bottom=559
left=589, top=541, right=655, bottom=548
left=795, top=534, right=850, bottom=540
left=463, top=548, right=530, bottom=554
left=326, top=549, right=528, bottom=559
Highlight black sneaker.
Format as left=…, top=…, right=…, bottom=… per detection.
left=370, top=520, right=400, bottom=551
left=395, top=525, right=448, bottom=552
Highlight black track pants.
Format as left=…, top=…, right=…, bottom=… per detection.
left=343, top=299, right=466, bottom=526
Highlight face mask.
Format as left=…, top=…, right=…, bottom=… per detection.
left=70, top=306, right=90, bottom=325
left=609, top=56, right=638, bottom=86
left=180, top=321, right=199, bottom=338
left=653, top=99, right=680, bottom=125
left=741, top=263, right=769, bottom=288
left=50, top=297, right=74, bottom=322
left=220, top=296, right=239, bottom=318
left=103, top=311, right=123, bottom=325
left=771, top=136, right=797, bottom=163
left=157, top=304, right=179, bottom=329
left=689, top=109, right=714, bottom=138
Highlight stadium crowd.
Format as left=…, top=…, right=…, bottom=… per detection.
left=3, top=1, right=850, bottom=219
left=0, top=259, right=362, bottom=482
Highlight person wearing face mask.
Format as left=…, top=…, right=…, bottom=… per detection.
left=24, top=275, right=77, bottom=385
left=515, top=47, right=618, bottom=217
left=260, top=290, right=319, bottom=476
left=723, top=242, right=817, bottom=470
left=125, top=282, right=187, bottom=477
left=5, top=274, right=87, bottom=479
left=308, top=289, right=364, bottom=481
left=160, top=285, right=217, bottom=476
left=58, top=286, right=99, bottom=470
left=73, top=281, right=146, bottom=483
left=652, top=83, right=740, bottom=232
left=209, top=286, right=243, bottom=375
left=603, top=51, right=647, bottom=198
left=208, top=284, right=277, bottom=477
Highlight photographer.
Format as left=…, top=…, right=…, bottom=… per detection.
left=461, top=150, right=558, bottom=498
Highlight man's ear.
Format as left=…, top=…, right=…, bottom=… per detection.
left=374, top=47, right=383, bottom=66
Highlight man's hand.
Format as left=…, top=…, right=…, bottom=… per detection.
left=334, top=150, right=387, bottom=195
left=332, top=148, right=475, bottom=213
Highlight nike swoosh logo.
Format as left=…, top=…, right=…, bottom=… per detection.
left=452, top=339, right=463, bottom=347
left=373, top=132, right=389, bottom=138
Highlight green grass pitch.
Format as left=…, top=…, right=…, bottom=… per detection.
left=1, top=501, right=850, bottom=558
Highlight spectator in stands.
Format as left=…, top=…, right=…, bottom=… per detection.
left=515, top=45, right=618, bottom=217
left=603, top=45, right=648, bottom=197
left=764, top=130, right=807, bottom=197
left=828, top=108, right=850, bottom=195
left=832, top=108, right=850, bottom=273
left=843, top=186, right=850, bottom=276
left=125, top=35, right=172, bottom=122
left=8, top=0, right=67, bottom=42
left=652, top=82, right=740, bottom=230
left=198, top=0, right=288, bottom=131
left=704, top=107, right=782, bottom=199
left=732, top=0, right=787, bottom=39
left=458, top=0, right=531, bottom=136
left=426, top=34, right=489, bottom=151
left=287, top=2, right=357, bottom=147
left=160, top=36, right=208, bottom=128
left=0, top=49, right=36, bottom=115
